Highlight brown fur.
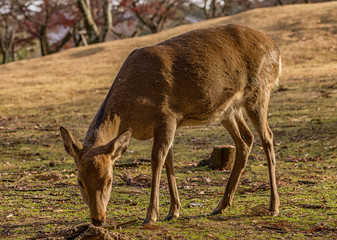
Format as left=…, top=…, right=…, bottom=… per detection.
left=60, top=24, right=281, bottom=225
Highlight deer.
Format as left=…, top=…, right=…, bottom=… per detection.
left=60, top=24, right=281, bottom=226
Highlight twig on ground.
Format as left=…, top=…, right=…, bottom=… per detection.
left=105, top=219, right=139, bottom=230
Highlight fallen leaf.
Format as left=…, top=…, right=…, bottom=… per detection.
left=119, top=172, right=151, bottom=187
left=36, top=172, right=62, bottom=181
left=187, top=202, right=203, bottom=208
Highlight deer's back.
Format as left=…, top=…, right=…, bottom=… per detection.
left=108, top=24, right=280, bottom=137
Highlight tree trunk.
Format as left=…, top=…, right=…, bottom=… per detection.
left=209, top=145, right=236, bottom=170
left=98, top=0, right=112, bottom=42
left=77, top=0, right=102, bottom=44
left=0, top=27, right=16, bottom=64
left=0, top=36, right=7, bottom=63
left=275, top=0, right=283, bottom=5
left=2, top=50, right=9, bottom=64
left=202, top=0, right=210, bottom=19
left=39, top=33, right=49, bottom=56
left=40, top=5, right=51, bottom=56
left=51, top=30, right=73, bottom=53
left=210, top=0, right=217, bottom=18
left=11, top=49, right=15, bottom=62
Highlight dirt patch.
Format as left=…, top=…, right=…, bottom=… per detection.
left=30, top=223, right=133, bottom=240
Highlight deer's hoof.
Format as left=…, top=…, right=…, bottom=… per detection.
left=163, top=213, right=179, bottom=221
left=210, top=208, right=223, bottom=216
left=142, top=218, right=155, bottom=225
left=269, top=209, right=279, bottom=217
left=210, top=205, right=229, bottom=216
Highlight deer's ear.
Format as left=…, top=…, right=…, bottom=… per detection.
left=105, top=130, right=132, bottom=160
left=60, top=127, right=83, bottom=163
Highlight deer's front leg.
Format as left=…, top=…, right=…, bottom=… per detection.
left=143, top=120, right=176, bottom=224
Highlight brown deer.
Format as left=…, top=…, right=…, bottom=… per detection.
left=60, top=24, right=281, bottom=226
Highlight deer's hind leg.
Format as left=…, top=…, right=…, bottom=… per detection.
left=211, top=109, right=254, bottom=215
left=244, top=93, right=280, bottom=216
left=163, top=146, right=181, bottom=221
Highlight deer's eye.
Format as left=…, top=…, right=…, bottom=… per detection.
left=106, top=178, right=112, bottom=187
left=78, top=179, right=84, bottom=188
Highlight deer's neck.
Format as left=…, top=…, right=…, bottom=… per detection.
left=84, top=107, right=121, bottom=148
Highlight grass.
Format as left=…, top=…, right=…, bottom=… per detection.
left=1, top=1, right=337, bottom=239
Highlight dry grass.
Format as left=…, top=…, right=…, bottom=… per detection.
left=1, top=2, right=336, bottom=115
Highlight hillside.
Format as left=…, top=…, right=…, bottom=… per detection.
left=0, top=2, right=337, bottom=239
left=0, top=1, right=336, bottom=116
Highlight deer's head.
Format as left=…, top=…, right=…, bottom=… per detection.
left=59, top=127, right=131, bottom=226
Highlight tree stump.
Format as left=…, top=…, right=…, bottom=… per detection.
left=209, top=145, right=236, bottom=170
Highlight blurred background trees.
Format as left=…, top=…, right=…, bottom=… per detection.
left=0, top=0, right=332, bottom=64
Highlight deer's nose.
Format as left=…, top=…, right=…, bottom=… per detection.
left=91, top=217, right=105, bottom=226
